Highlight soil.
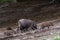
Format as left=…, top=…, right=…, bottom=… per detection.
left=0, top=19, right=60, bottom=40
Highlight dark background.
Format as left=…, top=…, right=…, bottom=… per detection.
left=0, top=0, right=60, bottom=28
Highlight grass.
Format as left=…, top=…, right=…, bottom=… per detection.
left=41, top=33, right=60, bottom=40
left=53, top=38, right=60, bottom=40
left=0, top=0, right=16, bottom=3
left=53, top=36, right=60, bottom=40
left=42, top=37, right=60, bottom=40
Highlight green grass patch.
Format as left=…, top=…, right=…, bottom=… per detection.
left=53, top=38, right=60, bottom=40
left=0, top=0, right=16, bottom=3
left=41, top=34, right=60, bottom=40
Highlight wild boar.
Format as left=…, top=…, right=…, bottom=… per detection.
left=17, top=19, right=37, bottom=33
left=40, top=21, right=54, bottom=29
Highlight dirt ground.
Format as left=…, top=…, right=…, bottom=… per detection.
left=0, top=19, right=60, bottom=40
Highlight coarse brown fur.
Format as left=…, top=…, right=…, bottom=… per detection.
left=40, top=21, right=54, bottom=29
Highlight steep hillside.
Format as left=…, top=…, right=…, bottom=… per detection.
left=0, top=1, right=60, bottom=27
